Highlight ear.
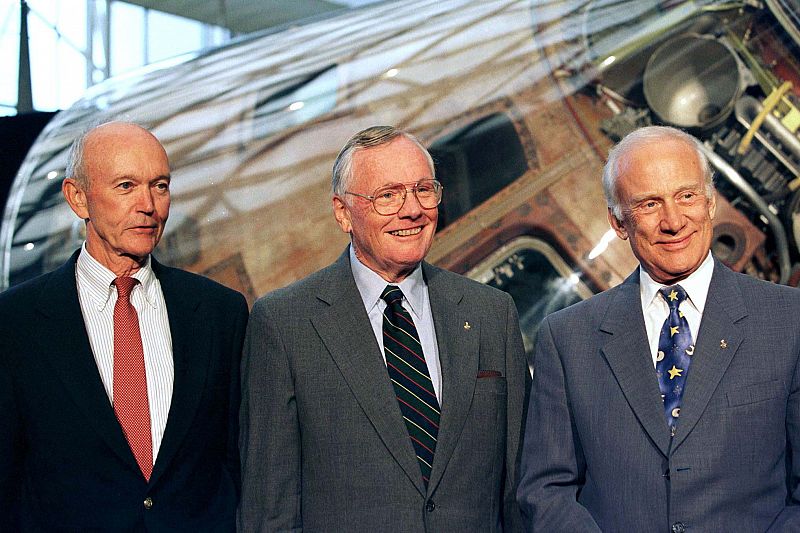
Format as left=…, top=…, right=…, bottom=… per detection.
left=333, top=195, right=352, bottom=234
left=707, top=190, right=717, bottom=221
left=607, top=207, right=628, bottom=240
left=63, top=178, right=90, bottom=220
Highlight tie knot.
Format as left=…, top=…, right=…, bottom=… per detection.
left=381, top=285, right=404, bottom=306
left=660, top=284, right=687, bottom=309
left=114, top=277, right=139, bottom=300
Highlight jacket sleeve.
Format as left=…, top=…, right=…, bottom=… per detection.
left=237, top=298, right=302, bottom=533
left=226, top=292, right=249, bottom=497
left=516, top=316, right=601, bottom=532
left=502, top=293, right=531, bottom=532
left=0, top=315, right=22, bottom=530
left=766, top=332, right=800, bottom=530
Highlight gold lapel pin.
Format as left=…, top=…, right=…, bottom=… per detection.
left=720, top=339, right=728, bottom=349
left=464, top=321, right=471, bottom=330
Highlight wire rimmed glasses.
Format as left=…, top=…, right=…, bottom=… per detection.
left=345, top=179, right=443, bottom=215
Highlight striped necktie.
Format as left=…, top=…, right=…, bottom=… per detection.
left=657, top=284, right=694, bottom=431
left=381, top=285, right=440, bottom=486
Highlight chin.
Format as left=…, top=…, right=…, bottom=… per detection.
left=393, top=254, right=426, bottom=268
left=122, top=243, right=158, bottom=260
left=653, top=268, right=692, bottom=283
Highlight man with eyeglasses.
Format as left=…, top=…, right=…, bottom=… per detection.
left=239, top=126, right=528, bottom=532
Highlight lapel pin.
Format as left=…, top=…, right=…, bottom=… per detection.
left=464, top=321, right=471, bottom=331
left=720, top=339, right=728, bottom=349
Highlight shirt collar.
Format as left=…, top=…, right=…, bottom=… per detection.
left=349, top=245, right=427, bottom=318
left=76, top=243, right=158, bottom=311
left=639, top=251, right=714, bottom=313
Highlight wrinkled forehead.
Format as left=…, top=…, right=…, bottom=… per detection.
left=84, top=129, right=170, bottom=177
left=351, top=138, right=432, bottom=191
left=617, top=139, right=703, bottom=188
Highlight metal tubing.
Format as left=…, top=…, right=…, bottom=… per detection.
left=699, top=142, right=791, bottom=284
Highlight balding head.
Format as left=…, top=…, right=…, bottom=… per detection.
left=62, top=121, right=171, bottom=275
left=66, top=122, right=168, bottom=190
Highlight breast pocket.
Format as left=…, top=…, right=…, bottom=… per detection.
left=726, top=379, right=785, bottom=407
left=711, top=379, right=788, bottom=471
left=473, top=376, right=508, bottom=395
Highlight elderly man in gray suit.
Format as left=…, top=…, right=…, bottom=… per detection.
left=239, top=125, right=528, bottom=532
left=517, top=125, right=800, bottom=531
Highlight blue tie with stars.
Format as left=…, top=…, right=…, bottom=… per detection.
left=657, top=285, right=694, bottom=430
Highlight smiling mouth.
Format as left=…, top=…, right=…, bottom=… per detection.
left=389, top=227, right=422, bottom=237
left=659, top=234, right=693, bottom=248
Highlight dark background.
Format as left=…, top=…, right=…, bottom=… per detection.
left=0, top=111, right=56, bottom=214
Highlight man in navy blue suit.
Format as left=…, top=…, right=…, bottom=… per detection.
left=0, top=122, right=248, bottom=531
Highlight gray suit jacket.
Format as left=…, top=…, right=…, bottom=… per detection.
left=239, top=248, right=528, bottom=532
left=517, top=258, right=800, bottom=532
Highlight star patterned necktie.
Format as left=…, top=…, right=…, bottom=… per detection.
left=657, top=284, right=694, bottom=430
left=112, top=277, right=153, bottom=481
left=381, top=285, right=440, bottom=486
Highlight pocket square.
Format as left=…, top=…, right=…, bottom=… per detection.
left=477, top=370, right=502, bottom=378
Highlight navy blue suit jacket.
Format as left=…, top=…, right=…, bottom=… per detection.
left=0, top=251, right=248, bottom=531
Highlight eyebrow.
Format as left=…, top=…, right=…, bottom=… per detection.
left=143, top=174, right=171, bottom=183
left=629, top=183, right=702, bottom=201
left=112, top=173, right=171, bottom=181
left=378, top=178, right=434, bottom=187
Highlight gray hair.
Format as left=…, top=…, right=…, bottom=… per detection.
left=65, top=128, right=92, bottom=188
left=602, top=125, right=714, bottom=220
left=331, top=125, right=435, bottom=196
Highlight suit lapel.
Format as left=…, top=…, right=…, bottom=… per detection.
left=600, top=273, right=672, bottom=456
left=148, top=260, right=211, bottom=484
left=424, top=263, right=480, bottom=494
left=310, top=251, right=426, bottom=495
left=671, top=261, right=744, bottom=452
left=36, top=253, right=141, bottom=474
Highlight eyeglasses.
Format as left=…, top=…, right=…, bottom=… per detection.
left=345, top=179, right=443, bottom=215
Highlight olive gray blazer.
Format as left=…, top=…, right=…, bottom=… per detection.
left=239, top=248, right=528, bottom=532
left=517, top=258, right=800, bottom=532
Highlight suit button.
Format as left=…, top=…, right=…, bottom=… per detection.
left=426, top=500, right=436, bottom=512
left=671, top=522, right=686, bottom=533
left=143, top=496, right=153, bottom=510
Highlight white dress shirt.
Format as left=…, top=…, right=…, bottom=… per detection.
left=640, top=252, right=714, bottom=367
left=349, top=246, right=442, bottom=403
left=75, top=244, right=174, bottom=465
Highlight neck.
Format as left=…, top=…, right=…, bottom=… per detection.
left=352, top=247, right=417, bottom=283
left=85, top=244, right=147, bottom=277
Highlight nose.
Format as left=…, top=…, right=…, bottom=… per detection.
left=136, top=187, right=155, bottom=214
left=659, top=200, right=685, bottom=233
left=397, top=188, right=423, bottom=218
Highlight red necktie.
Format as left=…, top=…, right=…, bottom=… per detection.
left=112, top=276, right=153, bottom=481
